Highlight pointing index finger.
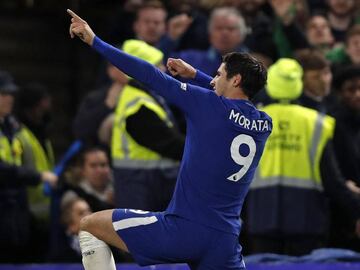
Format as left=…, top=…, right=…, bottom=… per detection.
left=67, top=9, right=84, bottom=22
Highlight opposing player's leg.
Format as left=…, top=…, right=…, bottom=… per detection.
left=79, top=209, right=128, bottom=270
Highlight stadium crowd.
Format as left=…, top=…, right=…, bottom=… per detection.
left=1, top=0, right=360, bottom=264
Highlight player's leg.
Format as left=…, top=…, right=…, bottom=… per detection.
left=80, top=209, right=129, bottom=251
left=79, top=209, right=128, bottom=270
left=196, top=231, right=246, bottom=270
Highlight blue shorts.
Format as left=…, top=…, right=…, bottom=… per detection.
left=112, top=209, right=246, bottom=270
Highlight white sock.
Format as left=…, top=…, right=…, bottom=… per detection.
left=79, top=231, right=116, bottom=270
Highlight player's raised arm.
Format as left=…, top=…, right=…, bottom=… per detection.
left=67, top=9, right=201, bottom=108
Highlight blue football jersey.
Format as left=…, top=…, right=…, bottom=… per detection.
left=93, top=37, right=273, bottom=235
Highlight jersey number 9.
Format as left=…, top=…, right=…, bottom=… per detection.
left=227, top=134, right=256, bottom=182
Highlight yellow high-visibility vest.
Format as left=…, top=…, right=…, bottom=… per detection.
left=252, top=103, right=335, bottom=191
left=16, top=126, right=55, bottom=220
left=17, top=126, right=54, bottom=171
left=0, top=130, right=22, bottom=166
left=112, top=84, right=178, bottom=169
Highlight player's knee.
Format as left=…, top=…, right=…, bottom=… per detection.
left=80, top=213, right=94, bottom=232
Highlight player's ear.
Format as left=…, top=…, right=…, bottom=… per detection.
left=232, top=74, right=242, bottom=88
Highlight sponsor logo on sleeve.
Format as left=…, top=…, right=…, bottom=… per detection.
left=180, top=83, right=187, bottom=91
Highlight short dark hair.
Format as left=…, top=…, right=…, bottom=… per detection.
left=77, top=146, right=108, bottom=168
left=222, top=52, right=267, bottom=99
left=333, top=65, right=360, bottom=91
left=294, top=48, right=329, bottom=71
left=136, top=0, right=166, bottom=19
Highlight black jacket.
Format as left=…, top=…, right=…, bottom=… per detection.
left=0, top=115, right=41, bottom=256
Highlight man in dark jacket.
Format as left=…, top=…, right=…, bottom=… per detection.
left=331, top=65, right=360, bottom=250
left=0, top=71, right=57, bottom=262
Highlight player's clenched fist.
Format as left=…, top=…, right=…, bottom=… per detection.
left=67, top=9, right=96, bottom=46
left=167, top=58, right=196, bottom=79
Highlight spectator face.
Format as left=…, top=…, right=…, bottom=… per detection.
left=339, top=77, right=360, bottom=111
left=68, top=199, right=91, bottom=234
left=0, top=93, right=14, bottom=118
left=346, top=34, right=360, bottom=64
left=304, top=66, right=332, bottom=98
left=133, top=7, right=166, bottom=45
left=82, top=150, right=111, bottom=192
left=306, top=16, right=334, bottom=47
left=209, top=14, right=243, bottom=55
left=327, top=0, right=355, bottom=16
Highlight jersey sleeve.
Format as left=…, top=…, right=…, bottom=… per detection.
left=191, top=69, right=213, bottom=89
left=92, top=37, right=213, bottom=116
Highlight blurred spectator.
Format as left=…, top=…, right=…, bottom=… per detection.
left=327, top=25, right=360, bottom=72
left=295, top=48, right=333, bottom=113
left=234, top=0, right=277, bottom=64
left=73, top=61, right=128, bottom=147
left=267, top=0, right=310, bottom=59
left=94, top=1, right=167, bottom=97
left=0, top=71, right=57, bottom=262
left=160, top=0, right=209, bottom=51
left=306, top=14, right=335, bottom=54
left=295, top=51, right=359, bottom=249
left=245, top=58, right=360, bottom=255
left=111, top=39, right=185, bottom=211
left=162, top=7, right=248, bottom=76
left=107, top=0, right=166, bottom=47
left=217, top=0, right=310, bottom=64
left=63, top=147, right=114, bottom=212
left=332, top=65, right=360, bottom=184
left=270, top=0, right=310, bottom=27
left=330, top=65, right=360, bottom=250
left=345, top=25, right=360, bottom=64
left=108, top=0, right=209, bottom=54
left=133, top=0, right=167, bottom=46
left=250, top=0, right=312, bottom=107
left=14, top=83, right=55, bottom=262
left=106, top=0, right=145, bottom=45
left=326, top=0, right=356, bottom=43
left=50, top=192, right=92, bottom=262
